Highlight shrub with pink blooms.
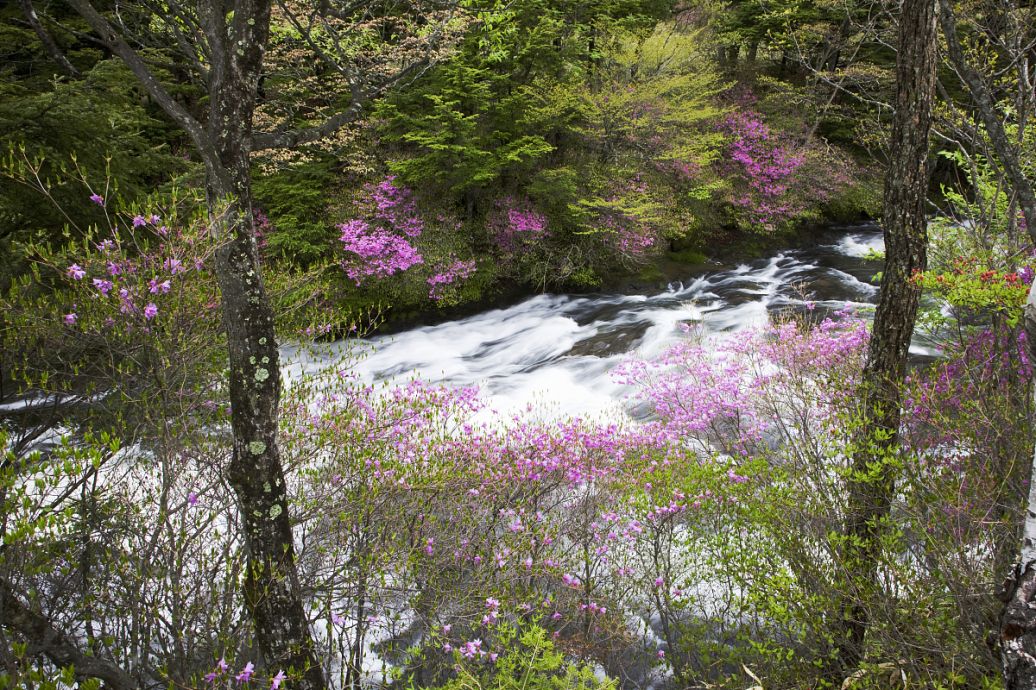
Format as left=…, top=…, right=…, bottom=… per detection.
left=2, top=192, right=228, bottom=431
left=333, top=175, right=481, bottom=307
left=720, top=110, right=806, bottom=232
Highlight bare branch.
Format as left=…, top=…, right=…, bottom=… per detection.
left=939, top=0, right=1036, bottom=239
left=0, top=579, right=137, bottom=690
left=63, top=0, right=218, bottom=175
left=253, top=100, right=366, bottom=150
left=18, top=0, right=80, bottom=78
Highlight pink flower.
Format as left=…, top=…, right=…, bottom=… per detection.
left=654, top=577, right=664, bottom=588
left=657, top=650, right=665, bottom=659
left=270, top=670, right=286, bottom=690
left=67, top=264, right=86, bottom=280
left=132, top=215, right=147, bottom=227
left=442, top=624, right=451, bottom=634
left=460, top=639, right=482, bottom=659
left=89, top=193, right=105, bottom=206
left=64, top=312, right=77, bottom=325
left=235, top=662, right=255, bottom=683
left=93, top=278, right=113, bottom=295
left=144, top=303, right=158, bottom=320
left=149, top=278, right=171, bottom=294
left=187, top=492, right=198, bottom=506
left=337, top=219, right=423, bottom=285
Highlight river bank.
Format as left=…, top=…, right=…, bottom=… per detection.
left=369, top=219, right=879, bottom=337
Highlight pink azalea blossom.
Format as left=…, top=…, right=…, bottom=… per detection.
left=235, top=662, right=255, bottom=683
left=93, top=278, right=113, bottom=295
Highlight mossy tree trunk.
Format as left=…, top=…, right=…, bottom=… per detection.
left=827, top=0, right=937, bottom=678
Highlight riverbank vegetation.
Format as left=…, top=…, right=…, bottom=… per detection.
left=2, top=0, right=1036, bottom=688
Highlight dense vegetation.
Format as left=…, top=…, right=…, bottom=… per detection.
left=1, top=0, right=1035, bottom=689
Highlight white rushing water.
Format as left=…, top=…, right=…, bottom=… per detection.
left=284, top=225, right=903, bottom=422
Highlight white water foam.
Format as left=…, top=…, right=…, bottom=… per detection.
left=284, top=229, right=892, bottom=422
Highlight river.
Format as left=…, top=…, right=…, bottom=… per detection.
left=288, top=224, right=937, bottom=421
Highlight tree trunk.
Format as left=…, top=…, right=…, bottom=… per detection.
left=746, top=41, right=759, bottom=64
left=203, top=3, right=326, bottom=687
left=18, top=0, right=80, bottom=78
left=828, top=0, right=937, bottom=678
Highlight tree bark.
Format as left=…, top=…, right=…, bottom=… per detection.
left=1003, top=294, right=1036, bottom=689
left=827, top=0, right=937, bottom=678
left=200, top=3, right=325, bottom=687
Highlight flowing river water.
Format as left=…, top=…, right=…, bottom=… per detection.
left=289, top=224, right=938, bottom=421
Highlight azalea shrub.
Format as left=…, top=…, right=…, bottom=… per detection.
left=2, top=189, right=227, bottom=435
left=334, top=175, right=486, bottom=308
left=0, top=178, right=1027, bottom=690
left=4, top=247, right=1031, bottom=688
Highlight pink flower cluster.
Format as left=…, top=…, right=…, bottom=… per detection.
left=723, top=110, right=805, bottom=230
left=489, top=197, right=549, bottom=254
left=338, top=219, right=424, bottom=285
left=338, top=176, right=426, bottom=285
left=60, top=204, right=204, bottom=326
left=203, top=658, right=285, bottom=688
left=615, top=313, right=869, bottom=455
left=368, top=175, right=424, bottom=238
left=598, top=213, right=656, bottom=265
left=427, top=258, right=477, bottom=301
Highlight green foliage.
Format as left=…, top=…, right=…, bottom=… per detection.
left=378, top=53, right=556, bottom=196
left=915, top=262, right=1030, bottom=327
left=377, top=10, right=730, bottom=291
left=667, top=248, right=707, bottom=264
left=252, top=155, right=338, bottom=266
left=427, top=625, right=615, bottom=690
left=0, top=45, right=197, bottom=282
